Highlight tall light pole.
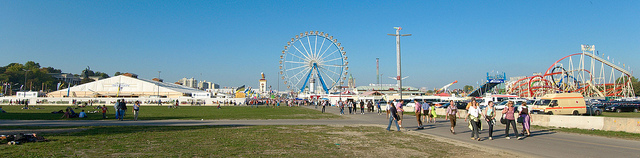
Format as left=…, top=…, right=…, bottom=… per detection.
left=23, top=69, right=30, bottom=92
left=379, top=73, right=383, bottom=93
left=157, top=71, right=161, bottom=97
left=376, top=58, right=379, bottom=86
left=387, top=27, right=411, bottom=100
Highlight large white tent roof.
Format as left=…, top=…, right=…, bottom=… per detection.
left=48, top=75, right=205, bottom=97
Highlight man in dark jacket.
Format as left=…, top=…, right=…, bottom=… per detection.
left=386, top=102, right=401, bottom=131
left=118, top=99, right=127, bottom=121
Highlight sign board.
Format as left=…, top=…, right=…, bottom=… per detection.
left=17, top=91, right=39, bottom=98
left=488, top=79, right=504, bottom=84
left=192, top=93, right=211, bottom=98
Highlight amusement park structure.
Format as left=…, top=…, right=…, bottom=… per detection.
left=468, top=72, right=506, bottom=97
left=507, top=45, right=635, bottom=98
left=279, top=31, right=348, bottom=94
left=436, top=80, right=458, bottom=94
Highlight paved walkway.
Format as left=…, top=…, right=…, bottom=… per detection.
left=2, top=105, right=639, bottom=157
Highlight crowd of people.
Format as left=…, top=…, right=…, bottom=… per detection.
left=4, top=96, right=535, bottom=140
left=382, top=99, right=532, bottom=141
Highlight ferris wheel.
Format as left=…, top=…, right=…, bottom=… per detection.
left=279, top=31, right=348, bottom=94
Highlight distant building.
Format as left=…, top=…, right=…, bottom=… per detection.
left=348, top=74, right=356, bottom=89
left=80, top=76, right=106, bottom=82
left=259, top=72, right=267, bottom=93
left=178, top=77, right=197, bottom=88
left=198, top=80, right=219, bottom=90
left=49, top=73, right=81, bottom=85
left=356, top=84, right=423, bottom=96
left=122, top=73, right=138, bottom=78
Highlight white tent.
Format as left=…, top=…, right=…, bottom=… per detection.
left=48, top=75, right=206, bottom=98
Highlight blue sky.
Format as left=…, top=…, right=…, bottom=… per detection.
left=1, top=0, right=639, bottom=91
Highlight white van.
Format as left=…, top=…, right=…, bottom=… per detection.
left=532, top=93, right=587, bottom=115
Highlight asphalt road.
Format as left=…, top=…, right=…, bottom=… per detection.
left=2, top=105, right=639, bottom=157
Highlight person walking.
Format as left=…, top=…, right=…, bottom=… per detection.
left=376, top=100, right=382, bottom=115
left=415, top=101, right=423, bottom=129
left=347, top=100, right=353, bottom=114
left=321, top=100, right=327, bottom=113
left=118, top=99, right=127, bottom=121
left=466, top=102, right=482, bottom=141
left=396, top=100, right=405, bottom=128
left=367, top=100, right=373, bottom=113
left=133, top=101, right=140, bottom=121
left=520, top=103, right=532, bottom=137
left=429, top=103, right=437, bottom=123
left=114, top=100, right=120, bottom=120
left=445, top=100, right=459, bottom=134
left=421, top=101, right=429, bottom=124
left=386, top=102, right=401, bottom=132
left=339, top=100, right=345, bottom=115
left=483, top=101, right=496, bottom=140
left=101, top=105, right=108, bottom=119
left=502, top=101, right=522, bottom=140
left=385, top=101, right=391, bottom=118
left=360, top=100, right=365, bottom=114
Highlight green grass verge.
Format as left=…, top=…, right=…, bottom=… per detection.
left=0, top=106, right=340, bottom=120
left=600, top=112, right=640, bottom=118
left=0, top=125, right=499, bottom=157
left=532, top=125, right=640, bottom=140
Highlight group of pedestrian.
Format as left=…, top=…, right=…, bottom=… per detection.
left=414, top=100, right=438, bottom=129
left=114, top=99, right=128, bottom=121
left=383, top=98, right=533, bottom=141
left=385, top=100, right=406, bottom=131
left=466, top=100, right=532, bottom=141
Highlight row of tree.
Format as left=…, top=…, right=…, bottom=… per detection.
left=0, top=61, right=112, bottom=95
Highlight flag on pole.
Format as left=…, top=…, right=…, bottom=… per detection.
left=235, top=85, right=245, bottom=93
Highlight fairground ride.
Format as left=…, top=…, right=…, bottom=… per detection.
left=507, top=45, right=635, bottom=98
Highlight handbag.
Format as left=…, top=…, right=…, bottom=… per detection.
left=500, top=114, right=508, bottom=124
left=517, top=116, right=524, bottom=123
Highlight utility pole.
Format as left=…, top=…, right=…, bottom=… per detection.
left=387, top=27, right=411, bottom=100
left=23, top=69, right=30, bottom=92
left=157, top=71, right=161, bottom=97
left=376, top=58, right=379, bottom=86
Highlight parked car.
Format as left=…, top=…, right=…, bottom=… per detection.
left=455, top=101, right=468, bottom=110
left=531, top=93, right=587, bottom=115
left=604, top=102, right=640, bottom=113
left=495, top=99, right=528, bottom=110
left=435, top=102, right=450, bottom=108
left=585, top=104, right=603, bottom=116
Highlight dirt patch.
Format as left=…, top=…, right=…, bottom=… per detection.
left=316, top=125, right=518, bottom=158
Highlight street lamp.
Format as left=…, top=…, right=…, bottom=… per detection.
left=387, top=27, right=411, bottom=100
left=23, top=69, right=30, bottom=92
left=157, top=71, right=161, bottom=106
left=378, top=73, right=383, bottom=91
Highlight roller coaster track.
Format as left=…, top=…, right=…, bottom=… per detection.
left=583, top=52, right=632, bottom=76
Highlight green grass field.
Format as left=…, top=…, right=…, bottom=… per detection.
left=532, top=125, right=640, bottom=140
left=0, top=105, right=340, bottom=120
left=0, top=125, right=504, bottom=157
